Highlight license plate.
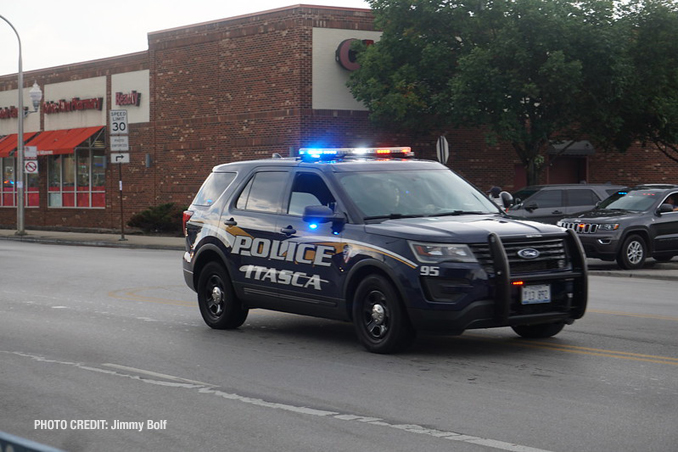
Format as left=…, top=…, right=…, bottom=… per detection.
left=521, top=284, right=551, bottom=305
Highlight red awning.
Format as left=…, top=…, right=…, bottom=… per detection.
left=28, top=126, right=104, bottom=156
left=0, top=132, right=39, bottom=158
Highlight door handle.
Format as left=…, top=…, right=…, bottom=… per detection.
left=280, top=225, right=297, bottom=235
left=224, top=218, right=237, bottom=226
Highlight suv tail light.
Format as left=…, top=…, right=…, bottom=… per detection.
left=182, top=210, right=194, bottom=236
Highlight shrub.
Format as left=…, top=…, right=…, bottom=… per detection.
left=128, top=203, right=186, bottom=235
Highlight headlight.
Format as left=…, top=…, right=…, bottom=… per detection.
left=409, top=241, right=477, bottom=263
left=597, top=223, right=619, bottom=231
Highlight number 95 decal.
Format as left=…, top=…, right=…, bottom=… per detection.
left=419, top=266, right=440, bottom=277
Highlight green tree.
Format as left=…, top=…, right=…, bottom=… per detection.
left=348, top=0, right=628, bottom=185
left=592, top=0, right=678, bottom=163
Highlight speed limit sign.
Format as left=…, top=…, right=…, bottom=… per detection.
left=110, top=110, right=128, bottom=135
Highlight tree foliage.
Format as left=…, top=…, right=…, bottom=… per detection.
left=348, top=0, right=678, bottom=184
left=594, top=0, right=678, bottom=163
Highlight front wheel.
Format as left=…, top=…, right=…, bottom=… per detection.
left=197, top=262, right=248, bottom=329
left=352, top=275, right=416, bottom=354
left=511, top=322, right=565, bottom=339
left=616, top=234, right=647, bottom=270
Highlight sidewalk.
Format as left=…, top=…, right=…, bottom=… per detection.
left=0, top=228, right=184, bottom=251
left=1, top=228, right=677, bottom=280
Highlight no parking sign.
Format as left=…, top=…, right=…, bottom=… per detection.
left=24, top=160, right=38, bottom=174
left=24, top=146, right=38, bottom=174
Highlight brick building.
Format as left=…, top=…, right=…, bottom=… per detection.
left=1, top=5, right=676, bottom=232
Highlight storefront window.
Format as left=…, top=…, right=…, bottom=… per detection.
left=48, top=150, right=105, bottom=208
left=1, top=158, right=15, bottom=207
left=0, top=157, right=40, bottom=208
left=77, top=152, right=91, bottom=207
left=26, top=172, right=39, bottom=207
left=92, top=152, right=106, bottom=207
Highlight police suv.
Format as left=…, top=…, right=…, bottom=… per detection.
left=182, top=147, right=588, bottom=353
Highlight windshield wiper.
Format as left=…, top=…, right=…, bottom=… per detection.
left=432, top=210, right=486, bottom=217
left=363, top=213, right=424, bottom=221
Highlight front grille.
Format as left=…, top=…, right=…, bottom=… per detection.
left=470, top=237, right=569, bottom=275
left=559, top=221, right=598, bottom=234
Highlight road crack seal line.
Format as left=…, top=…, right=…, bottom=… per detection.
left=3, top=350, right=554, bottom=452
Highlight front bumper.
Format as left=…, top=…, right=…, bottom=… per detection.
left=576, top=234, right=622, bottom=260
left=405, top=230, right=588, bottom=334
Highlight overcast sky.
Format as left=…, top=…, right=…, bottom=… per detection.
left=0, top=1, right=371, bottom=76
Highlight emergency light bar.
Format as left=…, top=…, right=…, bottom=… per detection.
left=298, top=147, right=413, bottom=160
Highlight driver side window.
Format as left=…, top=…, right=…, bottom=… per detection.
left=287, top=173, right=335, bottom=216
left=663, top=193, right=678, bottom=212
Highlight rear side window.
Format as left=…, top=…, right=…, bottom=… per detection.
left=235, top=171, right=288, bottom=213
left=567, top=189, right=599, bottom=207
left=192, top=172, right=236, bottom=206
left=529, top=190, right=563, bottom=208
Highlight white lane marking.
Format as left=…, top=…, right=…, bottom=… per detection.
left=4, top=351, right=554, bottom=452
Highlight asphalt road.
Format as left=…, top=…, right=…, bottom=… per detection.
left=1, top=241, right=676, bottom=452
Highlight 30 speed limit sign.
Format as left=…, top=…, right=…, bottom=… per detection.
left=110, top=110, right=128, bottom=135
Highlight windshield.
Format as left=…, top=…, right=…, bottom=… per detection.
left=598, top=190, right=660, bottom=212
left=336, top=169, right=499, bottom=220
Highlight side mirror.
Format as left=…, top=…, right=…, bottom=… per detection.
left=499, top=191, right=514, bottom=209
left=658, top=203, right=674, bottom=214
left=525, top=202, right=539, bottom=212
left=303, top=205, right=345, bottom=224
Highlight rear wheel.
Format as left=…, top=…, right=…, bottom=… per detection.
left=616, top=234, right=647, bottom=270
left=352, top=275, right=416, bottom=354
left=197, top=262, right=248, bottom=329
left=512, top=322, right=565, bottom=339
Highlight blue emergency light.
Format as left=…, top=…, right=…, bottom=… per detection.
left=298, top=147, right=413, bottom=161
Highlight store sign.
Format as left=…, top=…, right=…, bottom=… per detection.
left=43, top=97, right=104, bottom=114
left=335, top=38, right=374, bottom=71
left=115, top=90, right=142, bottom=107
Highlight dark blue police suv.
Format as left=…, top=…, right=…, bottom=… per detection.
left=182, top=147, right=587, bottom=353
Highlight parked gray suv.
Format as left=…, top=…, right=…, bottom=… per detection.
left=509, top=184, right=627, bottom=224
left=557, top=184, right=678, bottom=269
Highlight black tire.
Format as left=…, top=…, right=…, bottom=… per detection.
left=352, top=275, right=416, bottom=354
left=512, top=322, right=565, bottom=339
left=197, top=262, right=248, bottom=329
left=616, top=234, right=647, bottom=270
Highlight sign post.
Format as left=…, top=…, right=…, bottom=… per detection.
left=109, top=110, right=129, bottom=241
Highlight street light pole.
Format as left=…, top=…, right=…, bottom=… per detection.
left=1, top=14, right=40, bottom=236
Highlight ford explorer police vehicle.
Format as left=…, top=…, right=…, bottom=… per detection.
left=182, top=147, right=588, bottom=353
